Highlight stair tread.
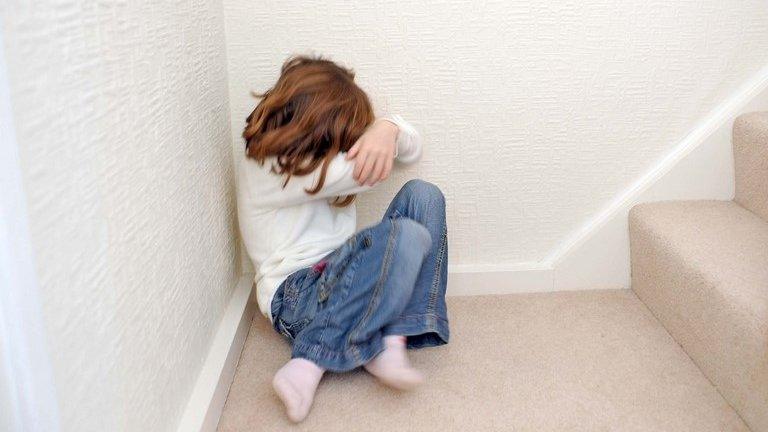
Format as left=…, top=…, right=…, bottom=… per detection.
left=630, top=200, right=768, bottom=318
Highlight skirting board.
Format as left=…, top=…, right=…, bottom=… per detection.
left=447, top=263, right=624, bottom=296
left=176, top=276, right=255, bottom=432
left=447, top=263, right=555, bottom=295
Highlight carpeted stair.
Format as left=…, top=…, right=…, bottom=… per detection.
left=630, top=112, right=768, bottom=432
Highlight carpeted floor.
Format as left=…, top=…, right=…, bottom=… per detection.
left=217, top=290, right=748, bottom=432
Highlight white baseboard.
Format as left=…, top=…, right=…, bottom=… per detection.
left=447, top=263, right=626, bottom=296
left=447, top=263, right=554, bottom=295
left=546, top=63, right=768, bottom=291
left=176, top=276, right=255, bottom=432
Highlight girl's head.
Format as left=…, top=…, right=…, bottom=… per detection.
left=243, top=56, right=374, bottom=204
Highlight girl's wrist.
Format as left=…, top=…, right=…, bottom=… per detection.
left=374, top=119, right=400, bottom=153
left=376, top=118, right=400, bottom=134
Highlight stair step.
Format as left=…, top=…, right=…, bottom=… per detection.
left=629, top=200, right=768, bottom=432
left=734, top=112, right=768, bottom=222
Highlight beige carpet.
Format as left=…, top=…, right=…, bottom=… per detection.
left=217, top=290, right=748, bottom=432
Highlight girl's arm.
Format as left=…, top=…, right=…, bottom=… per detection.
left=346, top=115, right=422, bottom=185
left=242, top=116, right=421, bottom=208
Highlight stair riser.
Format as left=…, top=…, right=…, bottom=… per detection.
left=733, top=113, right=768, bottom=222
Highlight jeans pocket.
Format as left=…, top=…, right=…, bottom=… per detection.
left=274, top=268, right=320, bottom=336
left=275, top=317, right=310, bottom=341
left=282, top=269, right=314, bottom=310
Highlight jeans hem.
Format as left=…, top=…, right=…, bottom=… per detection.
left=291, top=336, right=385, bottom=373
left=383, top=313, right=450, bottom=349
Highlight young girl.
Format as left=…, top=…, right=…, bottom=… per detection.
left=237, top=56, right=449, bottom=423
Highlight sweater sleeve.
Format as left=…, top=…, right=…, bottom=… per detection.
left=380, top=114, right=423, bottom=164
left=242, top=152, right=373, bottom=209
left=241, top=115, right=422, bottom=209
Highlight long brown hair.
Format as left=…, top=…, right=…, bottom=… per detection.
left=243, top=56, right=374, bottom=206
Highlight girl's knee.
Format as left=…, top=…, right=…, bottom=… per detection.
left=394, top=218, right=432, bottom=255
left=403, top=179, right=445, bottom=208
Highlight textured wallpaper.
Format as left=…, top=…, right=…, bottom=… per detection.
left=5, top=1, right=768, bottom=429
left=223, top=0, right=768, bottom=268
left=2, top=1, right=238, bottom=431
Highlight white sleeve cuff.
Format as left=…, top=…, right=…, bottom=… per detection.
left=379, top=114, right=422, bottom=164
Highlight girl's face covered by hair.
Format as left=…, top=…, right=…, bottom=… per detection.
left=243, top=56, right=375, bottom=206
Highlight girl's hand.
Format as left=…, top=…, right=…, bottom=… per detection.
left=346, top=120, right=399, bottom=186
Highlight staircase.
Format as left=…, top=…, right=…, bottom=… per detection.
left=630, top=112, right=768, bottom=431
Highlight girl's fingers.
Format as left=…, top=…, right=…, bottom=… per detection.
left=368, top=158, right=383, bottom=186
left=358, top=154, right=376, bottom=185
left=353, top=151, right=368, bottom=180
left=379, top=158, right=393, bottom=182
left=346, top=141, right=361, bottom=160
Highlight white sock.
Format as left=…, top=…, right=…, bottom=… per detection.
left=272, top=358, right=325, bottom=423
left=364, top=335, right=424, bottom=390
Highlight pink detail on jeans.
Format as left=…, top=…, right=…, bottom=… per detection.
left=312, top=260, right=327, bottom=273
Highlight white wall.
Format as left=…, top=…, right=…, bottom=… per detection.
left=0, top=28, right=60, bottom=432
left=222, top=0, right=768, bottom=270
left=1, top=1, right=238, bottom=431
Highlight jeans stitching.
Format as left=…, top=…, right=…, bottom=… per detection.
left=427, top=221, right=447, bottom=315
left=278, top=317, right=311, bottom=341
left=346, top=219, right=398, bottom=362
left=315, top=233, right=365, bottom=348
left=283, top=276, right=297, bottom=309
left=396, top=312, right=448, bottom=321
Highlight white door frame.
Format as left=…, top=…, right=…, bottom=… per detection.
left=0, top=28, right=61, bottom=432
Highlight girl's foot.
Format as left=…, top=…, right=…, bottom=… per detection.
left=272, top=358, right=325, bottom=423
left=364, top=335, right=424, bottom=390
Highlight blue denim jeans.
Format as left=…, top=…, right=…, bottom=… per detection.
left=270, top=179, right=449, bottom=372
